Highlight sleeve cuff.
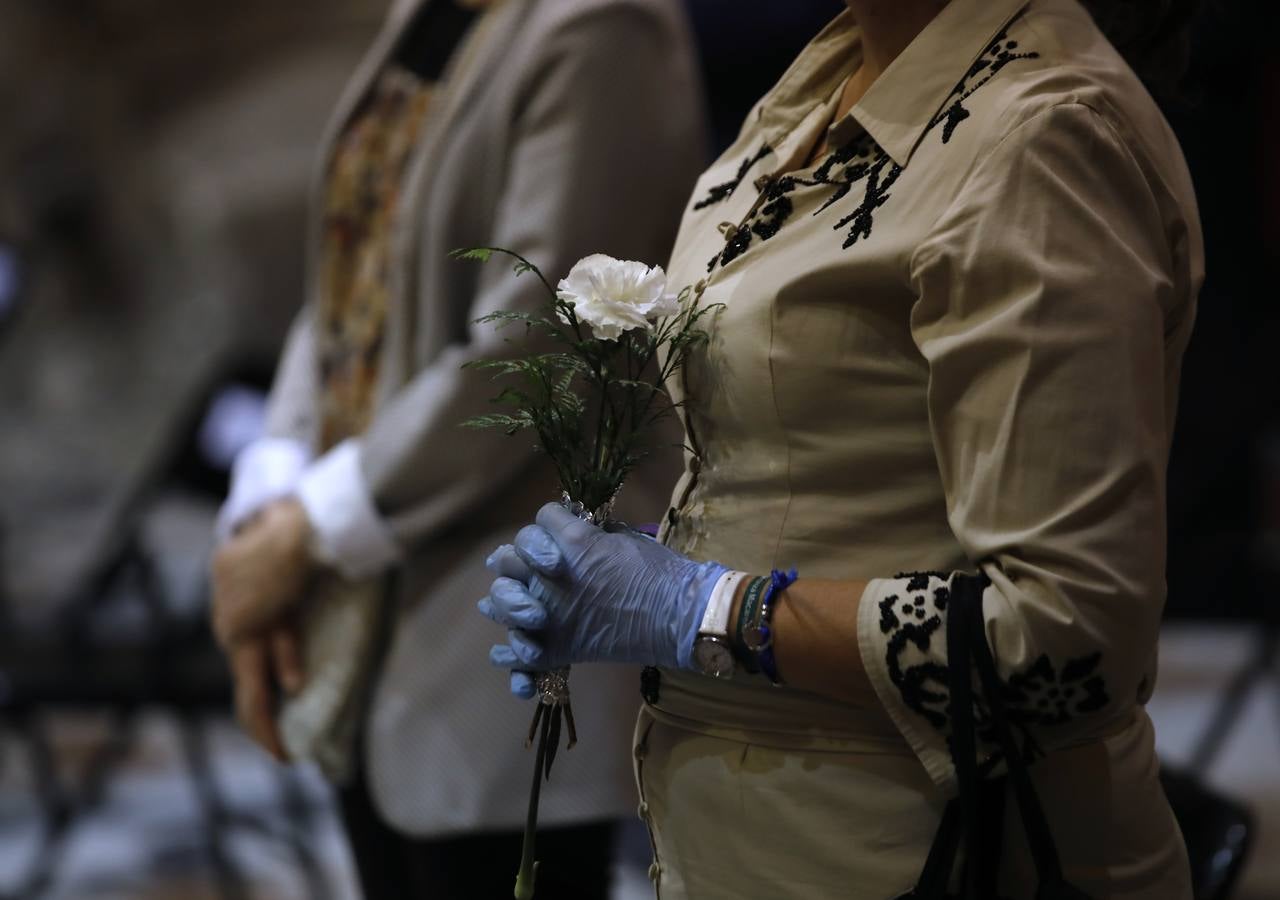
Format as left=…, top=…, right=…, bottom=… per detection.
left=295, top=438, right=401, bottom=579
left=857, top=574, right=959, bottom=792
left=216, top=437, right=313, bottom=541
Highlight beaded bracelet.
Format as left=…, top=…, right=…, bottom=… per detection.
left=733, top=575, right=768, bottom=674
left=742, top=568, right=798, bottom=686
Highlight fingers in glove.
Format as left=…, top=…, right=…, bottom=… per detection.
left=490, top=644, right=521, bottom=668
left=489, top=629, right=546, bottom=668
left=507, top=628, right=545, bottom=666
left=479, top=577, right=548, bottom=629
left=604, top=520, right=660, bottom=541
left=510, top=670, right=536, bottom=700
left=485, top=543, right=534, bottom=582
left=513, top=524, right=565, bottom=576
left=535, top=502, right=601, bottom=554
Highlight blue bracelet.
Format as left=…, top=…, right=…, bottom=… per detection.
left=747, top=568, right=797, bottom=686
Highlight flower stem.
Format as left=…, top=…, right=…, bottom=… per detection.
left=462, top=246, right=560, bottom=305
left=514, top=704, right=552, bottom=899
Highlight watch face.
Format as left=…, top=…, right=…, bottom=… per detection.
left=693, top=637, right=735, bottom=679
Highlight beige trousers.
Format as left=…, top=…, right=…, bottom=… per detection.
left=632, top=704, right=1191, bottom=900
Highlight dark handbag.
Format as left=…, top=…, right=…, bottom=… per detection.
left=897, top=574, right=1094, bottom=900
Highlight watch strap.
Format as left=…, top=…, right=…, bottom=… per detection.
left=700, top=570, right=746, bottom=638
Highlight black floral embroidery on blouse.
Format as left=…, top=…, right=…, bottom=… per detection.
left=895, top=571, right=951, bottom=588
left=832, top=152, right=903, bottom=248
left=703, top=27, right=1038, bottom=270
left=710, top=133, right=896, bottom=270
left=879, top=583, right=951, bottom=730
left=715, top=172, right=802, bottom=269
left=879, top=572, right=1111, bottom=774
left=692, top=144, right=772, bottom=210
left=811, top=132, right=880, bottom=213
left=924, top=30, right=1041, bottom=146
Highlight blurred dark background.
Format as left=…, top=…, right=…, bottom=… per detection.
left=0, top=1, right=1277, bottom=898
left=1162, top=1, right=1280, bottom=622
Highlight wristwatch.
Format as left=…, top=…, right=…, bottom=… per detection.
left=692, top=571, right=744, bottom=679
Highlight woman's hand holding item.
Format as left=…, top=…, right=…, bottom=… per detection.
left=206, top=496, right=313, bottom=759
left=480, top=502, right=726, bottom=698
left=228, top=627, right=304, bottom=761
left=210, top=497, right=313, bottom=647
left=210, top=497, right=312, bottom=759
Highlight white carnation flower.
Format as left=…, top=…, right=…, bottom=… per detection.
left=556, top=254, right=679, bottom=341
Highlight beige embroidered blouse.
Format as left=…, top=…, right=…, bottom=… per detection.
left=656, top=0, right=1203, bottom=796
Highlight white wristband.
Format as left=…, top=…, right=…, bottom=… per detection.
left=700, top=570, right=748, bottom=638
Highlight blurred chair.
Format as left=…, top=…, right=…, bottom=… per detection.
left=1186, top=623, right=1279, bottom=777
left=0, top=359, right=328, bottom=900
left=1161, top=768, right=1254, bottom=900
left=1183, top=429, right=1280, bottom=781
left=0, top=8, right=380, bottom=897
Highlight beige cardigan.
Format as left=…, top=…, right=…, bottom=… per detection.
left=255, top=0, right=707, bottom=835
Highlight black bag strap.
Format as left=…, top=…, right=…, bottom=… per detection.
left=961, top=579, right=1092, bottom=900
left=896, top=575, right=999, bottom=900
left=946, top=574, right=983, bottom=897
left=900, top=574, right=1093, bottom=900
left=909, top=797, right=963, bottom=898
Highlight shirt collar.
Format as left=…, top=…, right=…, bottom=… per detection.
left=757, top=0, right=1032, bottom=168
left=852, top=0, right=1032, bottom=166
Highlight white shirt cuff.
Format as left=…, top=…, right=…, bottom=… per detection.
left=216, top=437, right=313, bottom=541
left=295, top=438, right=401, bottom=579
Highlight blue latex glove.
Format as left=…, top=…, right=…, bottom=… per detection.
left=479, top=502, right=727, bottom=698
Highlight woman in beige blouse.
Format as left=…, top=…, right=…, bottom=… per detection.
left=481, top=0, right=1203, bottom=897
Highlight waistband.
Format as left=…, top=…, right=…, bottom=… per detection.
left=645, top=668, right=916, bottom=754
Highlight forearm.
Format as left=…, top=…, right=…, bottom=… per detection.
left=726, top=576, right=877, bottom=705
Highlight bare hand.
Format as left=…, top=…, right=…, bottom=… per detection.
left=211, top=498, right=312, bottom=647
left=229, top=623, right=305, bottom=760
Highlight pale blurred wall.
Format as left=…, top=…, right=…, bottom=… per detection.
left=0, top=1, right=388, bottom=606
left=0, top=0, right=392, bottom=345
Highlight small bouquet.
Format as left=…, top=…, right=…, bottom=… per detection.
left=455, top=247, right=717, bottom=898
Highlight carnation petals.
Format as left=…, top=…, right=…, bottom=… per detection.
left=555, top=254, right=678, bottom=341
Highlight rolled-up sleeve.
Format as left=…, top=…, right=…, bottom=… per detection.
left=856, top=103, right=1194, bottom=790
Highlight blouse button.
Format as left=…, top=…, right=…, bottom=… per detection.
left=694, top=278, right=708, bottom=296
left=648, top=861, right=662, bottom=881
left=717, top=221, right=737, bottom=238
left=753, top=173, right=773, bottom=190
left=637, top=801, right=650, bottom=819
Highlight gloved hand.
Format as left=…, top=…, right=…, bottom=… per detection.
left=479, top=502, right=727, bottom=698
